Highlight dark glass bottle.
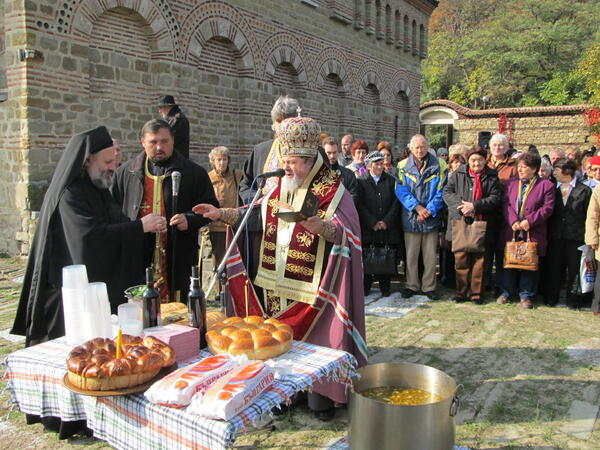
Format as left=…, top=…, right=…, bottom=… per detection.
left=143, top=267, right=161, bottom=328
left=188, top=265, right=207, bottom=348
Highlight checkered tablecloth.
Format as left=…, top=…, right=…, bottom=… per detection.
left=3, top=338, right=357, bottom=450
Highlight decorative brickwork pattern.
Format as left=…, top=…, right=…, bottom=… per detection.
left=0, top=0, right=435, bottom=255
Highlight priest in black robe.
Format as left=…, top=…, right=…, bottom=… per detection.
left=11, top=126, right=167, bottom=346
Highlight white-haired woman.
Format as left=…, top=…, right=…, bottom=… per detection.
left=207, top=146, right=242, bottom=268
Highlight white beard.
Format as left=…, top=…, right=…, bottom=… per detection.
left=88, top=166, right=114, bottom=189
left=280, top=176, right=302, bottom=205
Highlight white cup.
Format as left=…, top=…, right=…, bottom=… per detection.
left=118, top=303, right=143, bottom=336
left=62, top=265, right=89, bottom=289
left=62, top=287, right=87, bottom=346
left=119, top=320, right=143, bottom=336
left=89, top=282, right=113, bottom=338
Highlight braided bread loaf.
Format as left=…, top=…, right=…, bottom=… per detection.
left=66, top=335, right=176, bottom=391
left=206, top=316, right=293, bottom=360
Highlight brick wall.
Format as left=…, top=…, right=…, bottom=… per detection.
left=0, top=0, right=435, bottom=255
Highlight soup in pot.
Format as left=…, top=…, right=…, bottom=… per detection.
left=359, top=386, right=442, bottom=405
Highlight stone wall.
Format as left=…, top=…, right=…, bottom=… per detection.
left=420, top=100, right=593, bottom=156
left=454, top=114, right=590, bottom=155
left=0, top=0, right=436, bottom=255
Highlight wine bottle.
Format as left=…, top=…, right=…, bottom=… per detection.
left=188, top=265, right=207, bottom=348
left=143, top=267, right=161, bottom=328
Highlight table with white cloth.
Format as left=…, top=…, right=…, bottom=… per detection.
left=3, top=338, right=357, bottom=450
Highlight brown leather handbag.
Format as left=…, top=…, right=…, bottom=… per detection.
left=504, top=231, right=538, bottom=271
left=451, top=219, right=487, bottom=253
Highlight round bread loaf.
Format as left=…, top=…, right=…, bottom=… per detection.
left=206, top=316, right=293, bottom=360
left=66, top=335, right=176, bottom=391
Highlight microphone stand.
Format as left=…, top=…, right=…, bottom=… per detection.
left=170, top=191, right=179, bottom=303
left=205, top=177, right=266, bottom=312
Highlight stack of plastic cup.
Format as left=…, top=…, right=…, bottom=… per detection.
left=118, top=303, right=143, bottom=336
left=62, top=265, right=89, bottom=346
left=81, top=282, right=113, bottom=341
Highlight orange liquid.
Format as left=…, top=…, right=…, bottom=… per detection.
left=359, top=387, right=442, bottom=405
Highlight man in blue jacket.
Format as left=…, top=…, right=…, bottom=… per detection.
left=395, top=134, right=447, bottom=300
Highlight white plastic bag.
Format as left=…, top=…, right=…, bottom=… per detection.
left=188, top=360, right=275, bottom=420
left=145, top=354, right=236, bottom=408
left=578, top=245, right=597, bottom=294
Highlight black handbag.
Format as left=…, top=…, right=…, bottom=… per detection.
left=363, top=232, right=397, bottom=275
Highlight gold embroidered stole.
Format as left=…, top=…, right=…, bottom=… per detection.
left=253, top=153, right=345, bottom=305
left=140, top=158, right=169, bottom=299
left=261, top=138, right=282, bottom=194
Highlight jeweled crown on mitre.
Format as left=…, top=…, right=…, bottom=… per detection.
left=277, top=116, right=322, bottom=158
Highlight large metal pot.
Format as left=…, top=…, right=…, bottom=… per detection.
left=349, top=362, right=459, bottom=450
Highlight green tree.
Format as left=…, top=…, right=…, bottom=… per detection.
left=576, top=37, right=600, bottom=107
left=422, top=0, right=600, bottom=107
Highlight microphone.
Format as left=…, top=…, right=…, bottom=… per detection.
left=256, top=169, right=285, bottom=179
left=171, top=171, right=181, bottom=196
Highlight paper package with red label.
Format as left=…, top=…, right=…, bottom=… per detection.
left=145, top=354, right=236, bottom=407
left=187, top=360, right=275, bottom=420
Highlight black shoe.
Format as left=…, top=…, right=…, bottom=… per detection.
left=471, top=297, right=484, bottom=305
left=272, top=403, right=289, bottom=416
left=423, top=291, right=440, bottom=300
left=401, top=288, right=418, bottom=298
left=453, top=296, right=467, bottom=303
left=314, top=407, right=335, bottom=421
left=381, top=290, right=391, bottom=297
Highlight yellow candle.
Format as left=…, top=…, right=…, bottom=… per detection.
left=245, top=280, right=249, bottom=317
left=116, top=329, right=122, bottom=359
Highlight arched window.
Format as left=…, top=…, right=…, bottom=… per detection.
left=395, top=10, right=401, bottom=48
left=365, top=0, right=373, bottom=33
left=403, top=15, right=409, bottom=52
left=375, top=0, right=383, bottom=40
left=354, top=0, right=363, bottom=29
left=385, top=4, right=392, bottom=44
left=412, top=19, right=417, bottom=55
left=419, top=23, right=426, bottom=58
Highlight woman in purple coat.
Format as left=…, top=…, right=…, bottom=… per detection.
left=497, top=152, right=555, bottom=309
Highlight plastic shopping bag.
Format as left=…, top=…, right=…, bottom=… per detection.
left=577, top=245, right=597, bottom=294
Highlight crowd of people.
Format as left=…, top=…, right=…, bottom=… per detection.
left=323, top=129, right=600, bottom=315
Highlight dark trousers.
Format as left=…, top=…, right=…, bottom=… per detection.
left=454, top=251, right=485, bottom=300
left=439, top=247, right=456, bottom=288
left=307, top=392, right=334, bottom=411
left=364, top=274, right=391, bottom=295
left=484, top=236, right=504, bottom=290
left=209, top=231, right=226, bottom=268
left=592, top=267, right=600, bottom=313
left=544, top=239, right=583, bottom=306
left=501, top=268, right=539, bottom=300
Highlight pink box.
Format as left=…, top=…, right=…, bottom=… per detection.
left=144, top=324, right=200, bottom=362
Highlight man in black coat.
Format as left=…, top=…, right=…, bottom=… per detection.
left=112, top=119, right=218, bottom=301
left=158, top=95, right=190, bottom=159
left=238, top=95, right=300, bottom=205
left=322, top=136, right=358, bottom=200
left=12, top=126, right=166, bottom=346
left=236, top=96, right=301, bottom=279
left=356, top=151, right=402, bottom=297
left=544, top=158, right=592, bottom=307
